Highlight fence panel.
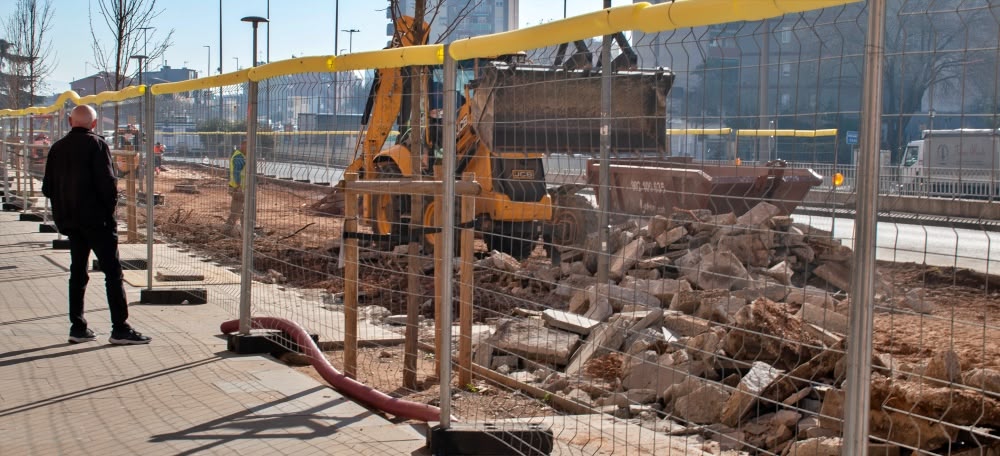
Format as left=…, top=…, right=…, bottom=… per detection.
left=4, top=1, right=1000, bottom=454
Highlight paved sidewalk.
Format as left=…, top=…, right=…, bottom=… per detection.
left=0, top=211, right=429, bottom=455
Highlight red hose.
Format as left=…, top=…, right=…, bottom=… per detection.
left=220, top=317, right=442, bottom=422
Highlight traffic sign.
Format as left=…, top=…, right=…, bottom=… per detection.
left=846, top=130, right=858, bottom=145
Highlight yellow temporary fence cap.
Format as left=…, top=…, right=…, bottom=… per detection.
left=449, top=3, right=646, bottom=60
left=331, top=45, right=444, bottom=71
left=151, top=69, right=250, bottom=95
left=249, top=56, right=334, bottom=81
left=636, top=0, right=861, bottom=32
left=667, top=128, right=733, bottom=135
left=737, top=128, right=838, bottom=137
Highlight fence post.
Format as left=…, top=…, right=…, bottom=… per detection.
left=238, top=79, right=260, bottom=335
left=343, top=172, right=358, bottom=378
left=843, top=0, right=887, bottom=454
left=596, top=0, right=612, bottom=286
left=145, top=90, right=156, bottom=292
left=438, top=42, right=457, bottom=428
left=458, top=172, right=474, bottom=388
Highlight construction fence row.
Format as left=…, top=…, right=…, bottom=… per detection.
left=3, top=1, right=1000, bottom=454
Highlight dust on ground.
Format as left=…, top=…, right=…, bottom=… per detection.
left=150, top=163, right=1000, bottom=420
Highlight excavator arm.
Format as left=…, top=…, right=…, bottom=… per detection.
left=359, top=15, right=428, bottom=178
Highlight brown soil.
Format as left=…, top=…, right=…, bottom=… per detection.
left=152, top=163, right=1000, bottom=421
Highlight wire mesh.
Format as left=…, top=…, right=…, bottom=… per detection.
left=3, top=0, right=1000, bottom=454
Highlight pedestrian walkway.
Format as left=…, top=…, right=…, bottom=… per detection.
left=0, top=210, right=429, bottom=455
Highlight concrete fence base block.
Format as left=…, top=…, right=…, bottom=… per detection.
left=19, top=212, right=43, bottom=222
left=139, top=288, right=208, bottom=305
left=93, top=258, right=148, bottom=271
left=51, top=239, right=71, bottom=250
left=225, top=330, right=319, bottom=355
left=39, top=223, right=57, bottom=233
left=428, top=423, right=554, bottom=456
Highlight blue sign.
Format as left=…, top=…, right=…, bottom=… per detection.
left=846, top=130, right=858, bottom=145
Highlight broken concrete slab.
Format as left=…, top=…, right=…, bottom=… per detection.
left=674, top=383, right=730, bottom=424
left=685, top=250, right=751, bottom=291
left=656, top=226, right=688, bottom=249
left=542, top=309, right=602, bottom=335
left=902, top=287, right=936, bottom=314
left=662, top=311, right=713, bottom=337
left=621, top=277, right=693, bottom=306
left=736, top=202, right=781, bottom=226
left=812, top=262, right=851, bottom=292
left=609, top=238, right=650, bottom=281
left=797, top=303, right=848, bottom=335
left=720, top=361, right=784, bottom=427
left=564, top=318, right=630, bottom=377
left=492, top=319, right=581, bottom=366
left=963, top=368, right=1000, bottom=395
left=924, top=349, right=962, bottom=386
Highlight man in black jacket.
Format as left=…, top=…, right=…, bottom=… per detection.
left=42, top=105, right=151, bottom=345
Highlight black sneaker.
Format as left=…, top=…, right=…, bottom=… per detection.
left=68, top=328, right=97, bottom=344
left=109, top=329, right=152, bottom=345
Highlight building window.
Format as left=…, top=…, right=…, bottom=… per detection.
left=779, top=27, right=792, bottom=44
left=782, top=63, right=791, bottom=77
left=781, top=93, right=791, bottom=108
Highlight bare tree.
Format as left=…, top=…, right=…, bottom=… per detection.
left=0, top=0, right=54, bottom=110
left=89, top=0, right=174, bottom=129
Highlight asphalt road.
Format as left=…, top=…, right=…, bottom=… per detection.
left=792, top=213, right=1000, bottom=274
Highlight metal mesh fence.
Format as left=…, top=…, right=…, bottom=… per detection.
left=5, top=0, right=1000, bottom=454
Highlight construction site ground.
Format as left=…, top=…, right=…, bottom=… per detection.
left=150, top=163, right=1000, bottom=425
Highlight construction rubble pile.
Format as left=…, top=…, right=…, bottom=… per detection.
left=450, top=201, right=1000, bottom=455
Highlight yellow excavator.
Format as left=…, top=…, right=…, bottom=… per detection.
left=315, top=16, right=674, bottom=259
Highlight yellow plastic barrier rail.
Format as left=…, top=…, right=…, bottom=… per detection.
left=636, top=0, right=860, bottom=31
left=0, top=85, right=146, bottom=117
left=330, top=45, right=444, bottom=72
left=736, top=128, right=838, bottom=137
left=150, top=68, right=252, bottom=95
left=249, top=56, right=334, bottom=82
left=2, top=0, right=860, bottom=118
left=667, top=128, right=733, bottom=135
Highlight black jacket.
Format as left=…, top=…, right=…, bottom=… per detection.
left=42, top=127, right=119, bottom=234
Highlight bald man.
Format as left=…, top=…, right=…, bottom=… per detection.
left=42, top=105, right=151, bottom=345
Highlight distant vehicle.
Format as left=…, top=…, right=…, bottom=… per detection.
left=899, top=129, right=1000, bottom=197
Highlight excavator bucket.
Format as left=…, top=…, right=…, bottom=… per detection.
left=469, top=62, right=674, bottom=156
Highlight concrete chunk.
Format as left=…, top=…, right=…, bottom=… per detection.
left=656, top=226, right=688, bottom=248
left=797, top=303, right=848, bottom=335
left=812, top=262, right=851, bottom=291
left=662, top=311, right=712, bottom=337
left=542, top=309, right=601, bottom=336
left=564, top=318, right=629, bottom=377
left=721, top=361, right=784, bottom=427
left=736, top=201, right=781, bottom=226
left=492, top=320, right=580, bottom=366
left=609, top=238, right=648, bottom=281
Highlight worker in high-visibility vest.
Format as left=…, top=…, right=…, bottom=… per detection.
left=223, top=140, right=247, bottom=236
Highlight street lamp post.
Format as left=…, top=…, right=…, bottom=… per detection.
left=342, top=28, right=360, bottom=53
left=237, top=15, right=269, bottom=335
left=138, top=27, right=153, bottom=73
left=233, top=56, right=240, bottom=71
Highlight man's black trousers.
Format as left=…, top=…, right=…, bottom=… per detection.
left=67, top=226, right=130, bottom=334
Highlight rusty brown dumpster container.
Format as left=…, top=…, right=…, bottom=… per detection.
left=585, top=158, right=822, bottom=216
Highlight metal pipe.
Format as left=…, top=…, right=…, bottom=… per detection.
left=238, top=17, right=267, bottom=334
left=438, top=43, right=457, bottom=429
left=843, top=0, right=886, bottom=454
left=596, top=0, right=612, bottom=286
left=145, top=90, right=155, bottom=292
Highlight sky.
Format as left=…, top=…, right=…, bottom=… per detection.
left=39, top=0, right=632, bottom=93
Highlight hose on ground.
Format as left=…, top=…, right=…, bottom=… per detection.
left=220, top=317, right=443, bottom=423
